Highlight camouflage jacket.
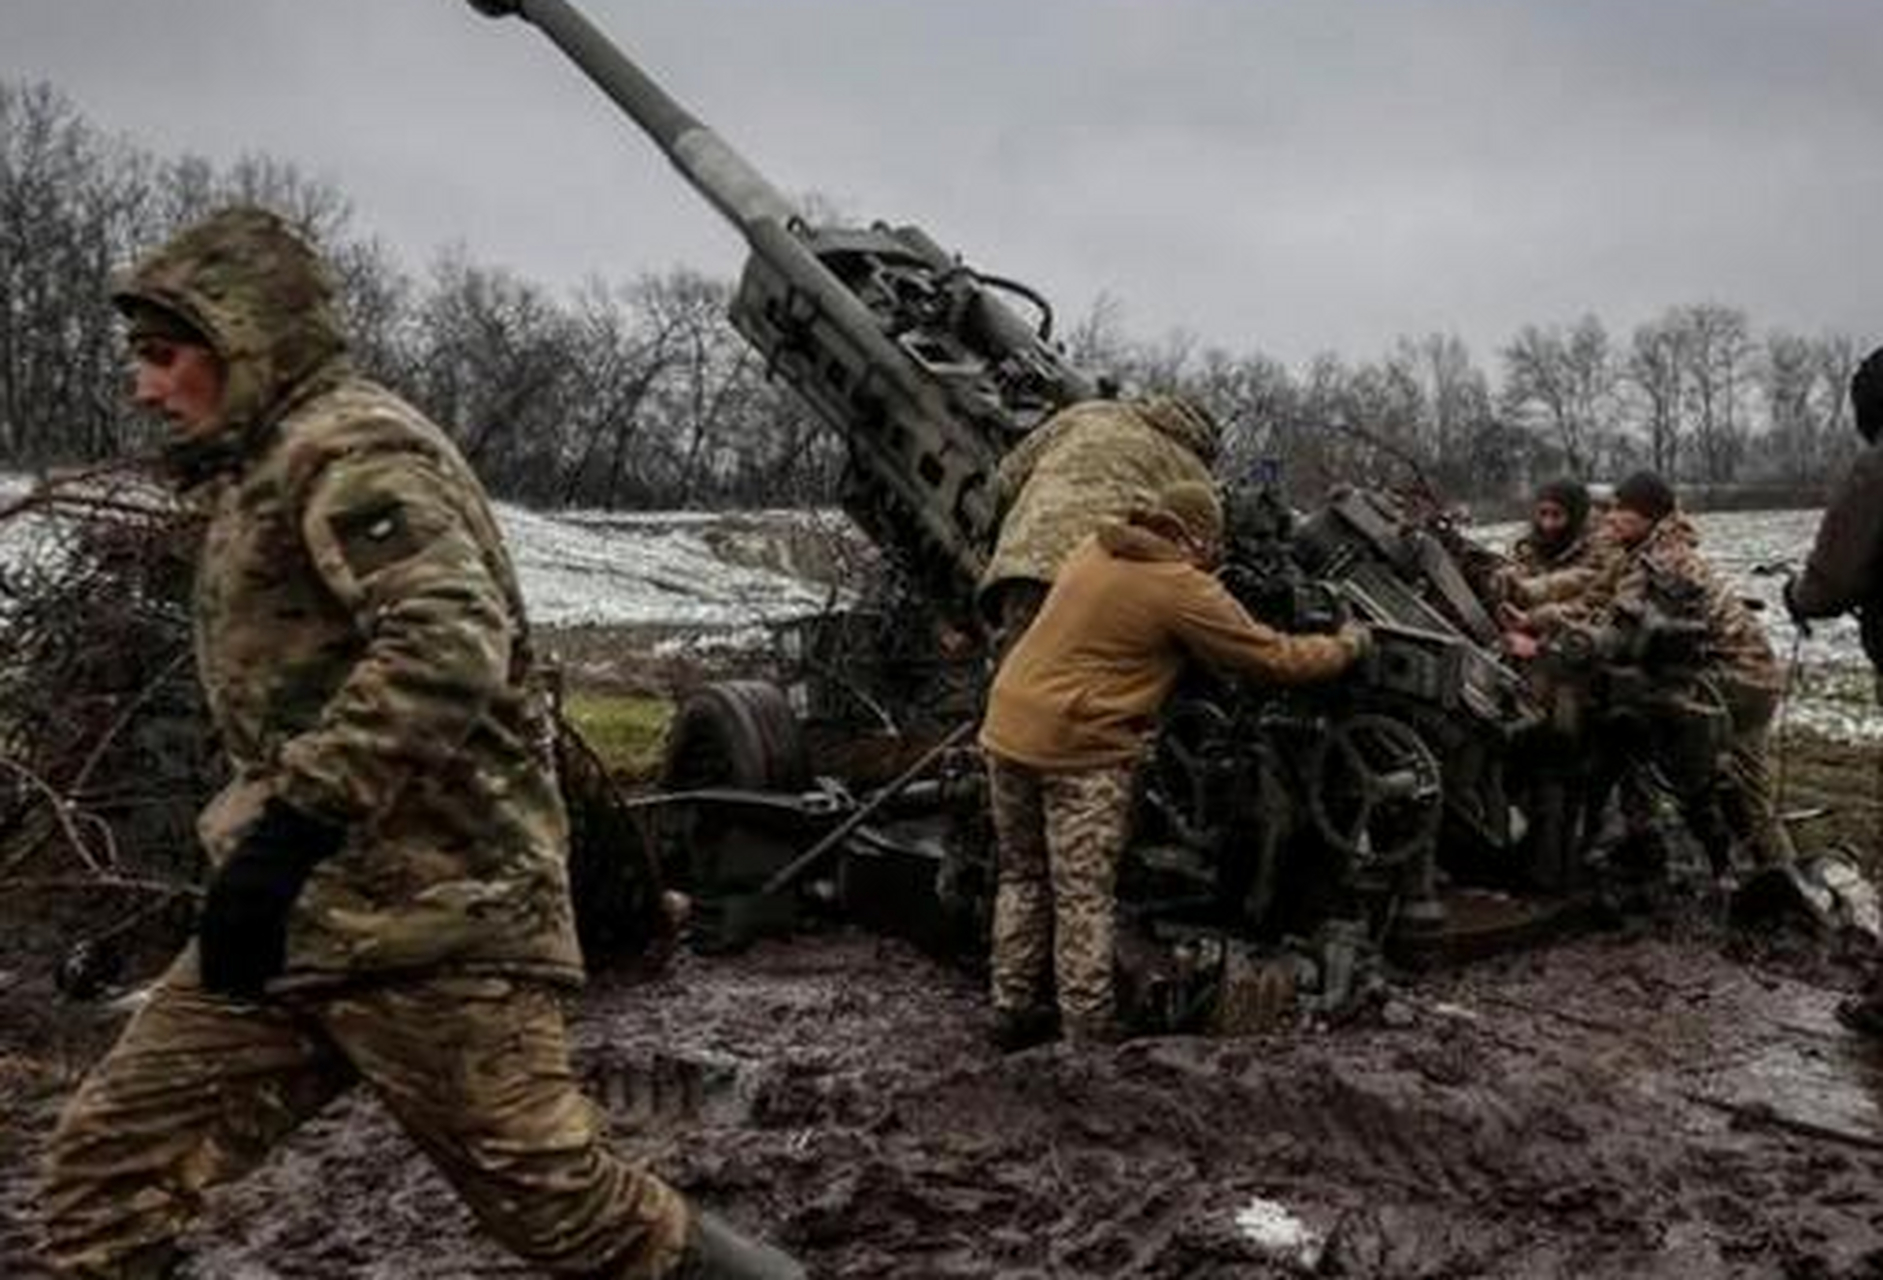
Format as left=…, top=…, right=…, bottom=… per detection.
left=1587, top=515, right=1779, bottom=690
left=118, top=208, right=582, bottom=989
left=1507, top=528, right=1617, bottom=614
left=980, top=396, right=1216, bottom=611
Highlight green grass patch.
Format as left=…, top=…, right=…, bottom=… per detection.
left=563, top=692, right=674, bottom=782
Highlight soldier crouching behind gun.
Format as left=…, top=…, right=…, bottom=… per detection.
left=978, top=393, right=1221, bottom=647
left=977, top=480, right=1369, bottom=1050
left=37, top=207, right=803, bottom=1280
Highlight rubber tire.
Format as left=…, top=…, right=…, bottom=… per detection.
left=661, top=680, right=811, bottom=795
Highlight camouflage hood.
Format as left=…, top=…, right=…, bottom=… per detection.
left=1134, top=395, right=1221, bottom=465
left=114, top=206, right=349, bottom=465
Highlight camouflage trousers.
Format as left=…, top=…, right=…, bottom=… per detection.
left=985, top=754, right=1136, bottom=1034
left=38, top=957, right=689, bottom=1279
left=1707, top=677, right=1794, bottom=871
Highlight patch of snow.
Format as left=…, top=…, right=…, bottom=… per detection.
left=496, top=504, right=843, bottom=629
left=0, top=474, right=89, bottom=598
left=2, top=474, right=846, bottom=633
left=649, top=626, right=779, bottom=658
left=1234, top=1196, right=1326, bottom=1270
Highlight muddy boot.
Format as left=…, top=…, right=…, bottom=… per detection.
left=672, top=1209, right=806, bottom=1280
left=990, top=1005, right=1059, bottom=1053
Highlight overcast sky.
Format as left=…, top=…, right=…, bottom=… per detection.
left=4, top=1, right=1875, bottom=365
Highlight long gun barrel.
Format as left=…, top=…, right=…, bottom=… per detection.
left=467, top=0, right=1096, bottom=615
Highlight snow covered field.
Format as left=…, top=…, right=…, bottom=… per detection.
left=492, top=504, right=854, bottom=629
left=0, top=473, right=852, bottom=632
left=4, top=473, right=1876, bottom=737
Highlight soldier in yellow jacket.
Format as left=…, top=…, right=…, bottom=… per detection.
left=979, top=480, right=1366, bottom=1048
left=39, top=208, right=801, bottom=1280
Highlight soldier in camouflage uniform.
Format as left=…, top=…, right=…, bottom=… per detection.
left=38, top=208, right=802, bottom=1280
left=1501, top=478, right=1617, bottom=615
left=1586, top=472, right=1793, bottom=873
left=1496, top=479, right=1619, bottom=663
left=978, top=480, right=1365, bottom=1048
left=979, top=394, right=1219, bottom=641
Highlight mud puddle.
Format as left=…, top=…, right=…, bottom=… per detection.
left=4, top=926, right=1882, bottom=1278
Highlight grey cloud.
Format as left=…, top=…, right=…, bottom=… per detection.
left=3, top=0, right=1875, bottom=364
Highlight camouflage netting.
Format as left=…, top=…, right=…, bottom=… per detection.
left=0, top=468, right=665, bottom=986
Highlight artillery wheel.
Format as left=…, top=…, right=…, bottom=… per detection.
left=661, top=679, right=811, bottom=794
left=1303, top=712, right=1444, bottom=870
left=1145, top=697, right=1236, bottom=844
left=657, top=681, right=814, bottom=938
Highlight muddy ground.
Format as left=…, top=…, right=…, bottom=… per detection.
left=4, top=623, right=1881, bottom=1280
left=4, top=905, right=1881, bottom=1279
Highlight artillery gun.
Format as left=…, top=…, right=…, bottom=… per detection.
left=466, top=0, right=1713, bottom=1026
left=467, top=0, right=1092, bottom=623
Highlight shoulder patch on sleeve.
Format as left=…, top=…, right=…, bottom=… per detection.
left=329, top=501, right=422, bottom=579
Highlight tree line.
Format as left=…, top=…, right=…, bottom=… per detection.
left=1, top=79, right=1864, bottom=512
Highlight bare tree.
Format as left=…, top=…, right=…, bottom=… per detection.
left=1673, top=302, right=1752, bottom=485
left=554, top=276, right=676, bottom=508
left=1065, top=291, right=1129, bottom=374
left=0, top=84, right=162, bottom=464
left=1758, top=331, right=1826, bottom=485
left=328, top=235, right=416, bottom=392
left=1192, top=348, right=1296, bottom=487
left=1499, top=316, right=1614, bottom=478
left=1623, top=316, right=1687, bottom=479
left=1811, top=334, right=1863, bottom=483
left=1392, top=333, right=1493, bottom=495
left=413, top=248, right=577, bottom=501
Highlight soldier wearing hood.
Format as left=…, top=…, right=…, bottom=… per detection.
left=39, top=208, right=802, bottom=1280
left=1783, top=345, right=1883, bottom=1038
left=979, top=393, right=1221, bottom=641
left=1513, top=478, right=1594, bottom=575
left=1493, top=478, right=1618, bottom=629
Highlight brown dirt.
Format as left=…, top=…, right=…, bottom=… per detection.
left=1776, top=729, right=1883, bottom=870
left=4, top=917, right=1881, bottom=1279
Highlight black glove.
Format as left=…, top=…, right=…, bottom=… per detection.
left=1780, top=576, right=1813, bottom=637
left=198, top=798, right=345, bottom=998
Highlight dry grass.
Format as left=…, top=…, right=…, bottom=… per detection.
left=1776, top=728, right=1883, bottom=873
left=561, top=692, right=673, bottom=784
